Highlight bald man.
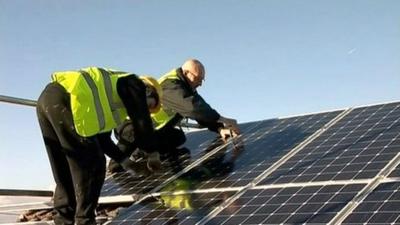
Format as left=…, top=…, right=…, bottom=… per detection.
left=107, top=59, right=240, bottom=174
left=152, top=59, right=240, bottom=139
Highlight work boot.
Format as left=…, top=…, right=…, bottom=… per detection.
left=147, top=152, right=162, bottom=172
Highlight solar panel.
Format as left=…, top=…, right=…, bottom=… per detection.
left=103, top=101, right=400, bottom=225
left=259, top=102, right=400, bottom=185
left=206, top=184, right=365, bottom=224
left=101, top=110, right=341, bottom=197
left=341, top=181, right=400, bottom=224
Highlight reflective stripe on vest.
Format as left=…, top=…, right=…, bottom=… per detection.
left=97, top=68, right=124, bottom=125
left=80, top=70, right=106, bottom=130
left=52, top=67, right=130, bottom=137
left=151, top=69, right=180, bottom=129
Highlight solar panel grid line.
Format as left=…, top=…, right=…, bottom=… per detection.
left=384, top=177, right=400, bottom=183
left=253, top=179, right=373, bottom=190
left=328, top=152, right=400, bottom=225
left=195, top=108, right=353, bottom=225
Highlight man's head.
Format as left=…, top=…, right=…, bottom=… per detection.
left=139, top=76, right=163, bottom=113
left=181, top=59, right=205, bottom=89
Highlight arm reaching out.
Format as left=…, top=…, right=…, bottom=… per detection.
left=218, top=116, right=240, bottom=135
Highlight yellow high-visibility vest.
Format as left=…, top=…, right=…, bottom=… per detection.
left=151, top=69, right=180, bottom=129
left=52, top=67, right=131, bottom=137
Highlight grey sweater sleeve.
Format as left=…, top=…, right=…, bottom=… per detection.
left=162, top=79, right=222, bottom=126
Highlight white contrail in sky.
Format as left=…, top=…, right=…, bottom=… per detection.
left=347, top=48, right=357, bottom=55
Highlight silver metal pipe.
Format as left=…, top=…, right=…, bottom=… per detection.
left=0, top=94, right=201, bottom=128
left=0, top=95, right=37, bottom=107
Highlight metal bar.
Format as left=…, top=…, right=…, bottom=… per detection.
left=179, top=121, right=201, bottom=129
left=0, top=189, right=53, bottom=197
left=0, top=95, right=37, bottom=107
left=0, top=94, right=201, bottom=128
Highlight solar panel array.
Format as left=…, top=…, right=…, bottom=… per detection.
left=101, top=101, right=400, bottom=225
left=260, top=102, right=400, bottom=185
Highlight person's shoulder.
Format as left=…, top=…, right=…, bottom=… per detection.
left=161, top=75, right=184, bottom=86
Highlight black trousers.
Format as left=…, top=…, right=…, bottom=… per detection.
left=36, top=83, right=106, bottom=225
left=158, top=127, right=186, bottom=155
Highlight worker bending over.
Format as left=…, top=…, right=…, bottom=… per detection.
left=36, top=67, right=162, bottom=225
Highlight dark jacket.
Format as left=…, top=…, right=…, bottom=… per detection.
left=99, top=74, right=159, bottom=162
left=161, top=68, right=224, bottom=132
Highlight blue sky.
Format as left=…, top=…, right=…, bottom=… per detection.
left=0, top=0, right=399, bottom=190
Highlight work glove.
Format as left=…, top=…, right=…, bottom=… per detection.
left=146, top=151, right=162, bottom=172
left=119, top=157, right=152, bottom=177
left=107, top=159, right=125, bottom=174
left=130, top=148, right=162, bottom=172
left=219, top=127, right=239, bottom=142
left=218, top=116, right=241, bottom=135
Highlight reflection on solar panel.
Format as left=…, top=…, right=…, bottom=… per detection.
left=107, top=190, right=237, bottom=225
left=104, top=101, right=400, bottom=225
left=101, top=130, right=222, bottom=196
